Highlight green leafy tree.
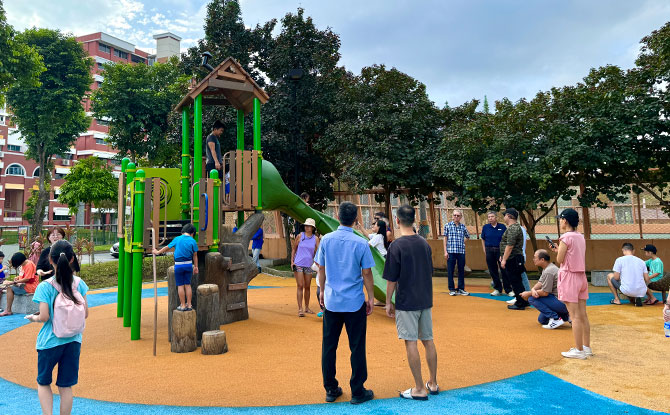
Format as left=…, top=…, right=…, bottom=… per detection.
left=0, top=1, right=44, bottom=106
left=321, top=65, right=441, bottom=219
left=58, top=157, right=118, bottom=262
left=483, top=95, right=490, bottom=114
left=6, top=28, right=92, bottom=237
left=91, top=57, right=189, bottom=165
left=22, top=182, right=51, bottom=223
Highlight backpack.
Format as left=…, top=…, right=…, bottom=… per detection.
left=47, top=277, right=86, bottom=338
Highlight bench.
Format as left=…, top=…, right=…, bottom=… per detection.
left=0, top=292, right=40, bottom=314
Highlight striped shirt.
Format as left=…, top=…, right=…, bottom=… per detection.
left=444, top=221, right=470, bottom=254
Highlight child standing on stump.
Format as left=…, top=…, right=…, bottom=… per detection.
left=154, top=224, right=199, bottom=311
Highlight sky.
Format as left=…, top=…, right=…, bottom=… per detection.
left=5, top=0, right=670, bottom=108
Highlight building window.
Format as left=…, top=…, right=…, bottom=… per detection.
left=96, top=81, right=103, bottom=88
left=131, top=54, right=145, bottom=64
left=97, top=62, right=105, bottom=70
left=99, top=43, right=111, bottom=53
left=7, top=144, right=21, bottom=152
left=6, top=164, right=25, bottom=176
left=33, top=167, right=40, bottom=177
left=96, top=119, right=109, bottom=126
left=95, top=138, right=106, bottom=145
left=59, top=153, right=74, bottom=160
left=0, top=115, right=5, bottom=125
left=114, top=49, right=128, bottom=59
left=53, top=213, right=71, bottom=221
left=54, top=172, right=66, bottom=179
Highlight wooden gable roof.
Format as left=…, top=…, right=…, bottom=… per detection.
left=175, top=57, right=269, bottom=114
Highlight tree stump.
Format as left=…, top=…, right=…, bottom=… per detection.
left=197, top=284, right=220, bottom=344
left=201, top=330, right=228, bottom=355
left=171, top=309, right=197, bottom=353
left=168, top=266, right=200, bottom=342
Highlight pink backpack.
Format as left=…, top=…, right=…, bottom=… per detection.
left=47, top=277, right=86, bottom=338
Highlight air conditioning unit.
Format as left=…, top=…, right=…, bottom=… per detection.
left=62, top=160, right=71, bottom=166
left=0, top=151, right=4, bottom=158
left=0, top=161, right=4, bottom=169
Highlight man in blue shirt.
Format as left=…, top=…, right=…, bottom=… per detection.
left=443, top=209, right=470, bottom=296
left=481, top=211, right=508, bottom=296
left=251, top=227, right=263, bottom=272
left=315, top=202, right=375, bottom=405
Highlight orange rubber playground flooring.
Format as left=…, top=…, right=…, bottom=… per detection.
left=0, top=275, right=667, bottom=411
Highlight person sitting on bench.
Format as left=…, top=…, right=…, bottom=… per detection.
left=0, top=252, right=38, bottom=316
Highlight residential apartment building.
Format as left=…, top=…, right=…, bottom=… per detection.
left=0, top=32, right=181, bottom=228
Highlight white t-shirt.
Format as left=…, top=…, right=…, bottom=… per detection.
left=613, top=255, right=648, bottom=297
left=368, top=233, right=387, bottom=256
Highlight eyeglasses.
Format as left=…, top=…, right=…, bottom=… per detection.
left=453, top=214, right=462, bottom=217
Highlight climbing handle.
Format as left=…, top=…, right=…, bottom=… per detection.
left=200, top=193, right=209, bottom=231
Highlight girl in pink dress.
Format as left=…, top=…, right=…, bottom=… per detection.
left=551, top=208, right=592, bottom=359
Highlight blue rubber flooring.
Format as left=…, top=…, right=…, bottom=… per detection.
left=0, top=285, right=664, bottom=414
left=470, top=292, right=663, bottom=306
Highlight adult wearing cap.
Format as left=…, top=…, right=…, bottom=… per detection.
left=642, top=244, right=663, bottom=305
left=291, top=218, right=320, bottom=317
left=499, top=208, right=530, bottom=310
left=550, top=208, right=592, bottom=359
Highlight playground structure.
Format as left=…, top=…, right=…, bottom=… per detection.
left=115, top=57, right=388, bottom=343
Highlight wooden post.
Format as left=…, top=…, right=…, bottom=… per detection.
left=636, top=191, right=643, bottom=239
left=555, top=203, right=561, bottom=238
left=428, top=194, right=437, bottom=239
left=171, top=309, right=197, bottom=353
left=196, top=284, right=220, bottom=343
left=201, top=330, right=228, bottom=355
left=474, top=209, right=480, bottom=240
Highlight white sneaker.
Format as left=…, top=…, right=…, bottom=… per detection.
left=506, top=298, right=517, bottom=305
left=508, top=291, right=515, bottom=297
left=583, top=346, right=593, bottom=357
left=561, top=348, right=587, bottom=359
left=490, top=289, right=501, bottom=296
left=542, top=318, right=565, bottom=329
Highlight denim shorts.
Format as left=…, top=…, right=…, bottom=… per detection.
left=12, top=285, right=27, bottom=295
left=174, top=264, right=193, bottom=287
left=37, top=341, right=81, bottom=387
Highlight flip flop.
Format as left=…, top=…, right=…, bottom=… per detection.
left=304, top=309, right=315, bottom=314
left=298, top=311, right=305, bottom=317
left=425, top=381, right=440, bottom=395
left=647, top=298, right=660, bottom=305
left=609, top=299, right=622, bottom=305
left=0, top=311, right=13, bottom=317
left=399, top=388, right=428, bottom=401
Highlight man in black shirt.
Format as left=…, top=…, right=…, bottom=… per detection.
left=205, top=120, right=224, bottom=179
left=383, top=205, right=438, bottom=401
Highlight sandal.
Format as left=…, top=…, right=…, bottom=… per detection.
left=0, top=311, right=13, bottom=317
left=399, top=388, right=428, bottom=401
left=305, top=309, right=315, bottom=314
left=176, top=306, right=186, bottom=311
left=298, top=310, right=305, bottom=317
left=609, top=299, right=622, bottom=305
left=425, top=381, right=440, bottom=395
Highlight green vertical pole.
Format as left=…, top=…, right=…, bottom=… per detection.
left=253, top=98, right=262, bottom=210
left=236, top=109, right=245, bottom=227
left=117, top=157, right=130, bottom=318
left=123, top=163, right=136, bottom=327
left=210, top=170, right=220, bottom=252
left=181, top=109, right=191, bottom=220
left=131, top=169, right=145, bottom=340
left=193, top=94, right=203, bottom=234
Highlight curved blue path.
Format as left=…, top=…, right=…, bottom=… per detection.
left=0, top=286, right=663, bottom=415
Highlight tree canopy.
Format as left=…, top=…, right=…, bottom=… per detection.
left=6, top=28, right=92, bottom=237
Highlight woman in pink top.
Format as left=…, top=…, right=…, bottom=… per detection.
left=550, top=208, right=592, bottom=360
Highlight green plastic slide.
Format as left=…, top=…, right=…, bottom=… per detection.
left=261, top=160, right=388, bottom=303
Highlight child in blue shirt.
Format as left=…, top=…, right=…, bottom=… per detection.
left=154, top=223, right=199, bottom=311
left=0, top=251, right=5, bottom=285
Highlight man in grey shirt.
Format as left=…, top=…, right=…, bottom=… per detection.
left=520, top=249, right=570, bottom=329
left=205, top=120, right=224, bottom=179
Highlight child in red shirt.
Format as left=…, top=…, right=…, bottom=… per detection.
left=0, top=252, right=38, bottom=316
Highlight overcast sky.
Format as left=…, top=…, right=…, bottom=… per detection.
left=5, top=0, right=670, bottom=108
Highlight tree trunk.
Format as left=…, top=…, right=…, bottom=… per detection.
left=520, top=210, right=538, bottom=252
left=579, top=184, right=592, bottom=239
left=384, top=188, right=393, bottom=237
left=282, top=214, right=292, bottom=261
left=30, top=151, right=49, bottom=238
left=196, top=284, right=220, bottom=344
left=89, top=203, right=95, bottom=264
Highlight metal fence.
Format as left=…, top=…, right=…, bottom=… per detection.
left=0, top=224, right=119, bottom=248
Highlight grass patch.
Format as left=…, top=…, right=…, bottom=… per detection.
left=94, top=244, right=113, bottom=252
left=273, top=264, right=293, bottom=272
left=79, top=256, right=173, bottom=290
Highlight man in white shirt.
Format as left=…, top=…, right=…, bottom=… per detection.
left=607, top=243, right=649, bottom=306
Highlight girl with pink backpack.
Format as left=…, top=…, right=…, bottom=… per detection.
left=26, top=240, right=89, bottom=415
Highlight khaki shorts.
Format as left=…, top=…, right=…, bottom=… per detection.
left=395, top=308, right=433, bottom=341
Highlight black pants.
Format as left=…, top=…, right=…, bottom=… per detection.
left=485, top=247, right=509, bottom=293
left=322, top=303, right=367, bottom=397
left=447, top=253, right=466, bottom=291
left=205, top=162, right=223, bottom=181
left=505, top=254, right=530, bottom=307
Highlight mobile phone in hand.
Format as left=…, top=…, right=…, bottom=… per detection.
left=545, top=235, right=556, bottom=248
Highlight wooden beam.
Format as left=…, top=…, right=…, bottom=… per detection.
left=201, top=99, right=231, bottom=106
left=208, top=78, right=254, bottom=92
left=228, top=283, right=247, bottom=291
left=217, top=70, right=246, bottom=81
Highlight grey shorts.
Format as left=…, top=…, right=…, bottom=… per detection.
left=395, top=308, right=433, bottom=341
left=611, top=277, right=621, bottom=290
